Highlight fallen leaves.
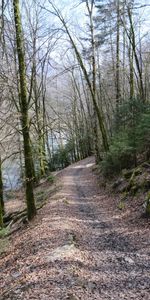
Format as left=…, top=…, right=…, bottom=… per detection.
left=0, top=157, right=150, bottom=299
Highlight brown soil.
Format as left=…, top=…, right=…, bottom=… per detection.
left=0, top=157, right=150, bottom=300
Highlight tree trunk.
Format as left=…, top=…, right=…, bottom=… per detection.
left=13, top=0, right=36, bottom=221
left=86, top=0, right=104, bottom=159
left=0, top=156, right=4, bottom=228
left=116, top=0, right=121, bottom=108
left=0, top=157, right=4, bottom=215
left=129, top=36, right=134, bottom=100
left=33, top=53, right=46, bottom=177
left=0, top=200, right=3, bottom=228
left=127, top=4, right=145, bottom=102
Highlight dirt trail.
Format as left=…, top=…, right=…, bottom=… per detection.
left=0, top=157, right=150, bottom=300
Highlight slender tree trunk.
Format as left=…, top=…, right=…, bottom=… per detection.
left=0, top=157, right=4, bottom=216
left=45, top=121, right=52, bottom=164
left=13, top=0, right=36, bottom=220
left=115, top=0, right=121, bottom=132
left=86, top=0, right=104, bottom=160
left=122, top=1, right=126, bottom=102
left=41, top=61, right=48, bottom=170
left=32, top=48, right=46, bottom=177
left=127, top=4, right=145, bottom=102
left=116, top=0, right=121, bottom=108
left=129, top=36, right=134, bottom=99
left=0, top=199, right=3, bottom=228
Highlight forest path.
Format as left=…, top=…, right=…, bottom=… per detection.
left=0, top=157, right=150, bottom=300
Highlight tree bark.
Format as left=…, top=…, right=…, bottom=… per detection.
left=0, top=157, right=3, bottom=227
left=86, top=0, right=101, bottom=161
left=116, top=0, right=121, bottom=107
left=13, top=0, right=36, bottom=221
left=127, top=4, right=145, bottom=102
left=0, top=201, right=3, bottom=228
left=0, top=156, right=4, bottom=215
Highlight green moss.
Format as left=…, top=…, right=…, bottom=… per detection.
left=13, top=0, right=37, bottom=221
left=121, top=191, right=128, bottom=200
left=47, top=175, right=54, bottom=184
left=122, top=169, right=133, bottom=179
left=130, top=185, right=138, bottom=195
left=134, top=167, right=142, bottom=176
left=0, top=238, right=10, bottom=255
left=0, top=227, right=10, bottom=238
left=145, top=192, right=150, bottom=216
left=118, top=201, right=125, bottom=210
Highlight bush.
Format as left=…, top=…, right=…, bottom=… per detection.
left=101, top=133, right=134, bottom=176
left=101, top=99, right=150, bottom=176
left=135, top=111, right=150, bottom=158
left=47, top=174, right=54, bottom=184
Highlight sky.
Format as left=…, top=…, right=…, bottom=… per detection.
left=17, top=0, right=150, bottom=72
left=22, top=0, right=150, bottom=41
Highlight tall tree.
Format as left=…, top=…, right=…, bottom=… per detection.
left=45, top=1, right=109, bottom=153
left=85, top=0, right=102, bottom=162
left=116, top=0, right=121, bottom=107
left=13, top=0, right=36, bottom=220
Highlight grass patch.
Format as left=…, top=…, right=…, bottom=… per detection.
left=47, top=174, right=55, bottom=184
left=0, top=227, right=10, bottom=238
left=118, top=201, right=125, bottom=210
left=0, top=238, right=10, bottom=255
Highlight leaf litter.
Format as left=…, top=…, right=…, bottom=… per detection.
left=0, top=157, right=150, bottom=300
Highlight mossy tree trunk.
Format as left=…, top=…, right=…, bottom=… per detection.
left=13, top=0, right=36, bottom=221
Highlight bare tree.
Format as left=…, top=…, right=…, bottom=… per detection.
left=13, top=0, right=36, bottom=221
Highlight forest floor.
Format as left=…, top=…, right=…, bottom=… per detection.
left=0, top=157, right=150, bottom=300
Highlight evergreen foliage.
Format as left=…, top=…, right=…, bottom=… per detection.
left=101, top=99, right=150, bottom=176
